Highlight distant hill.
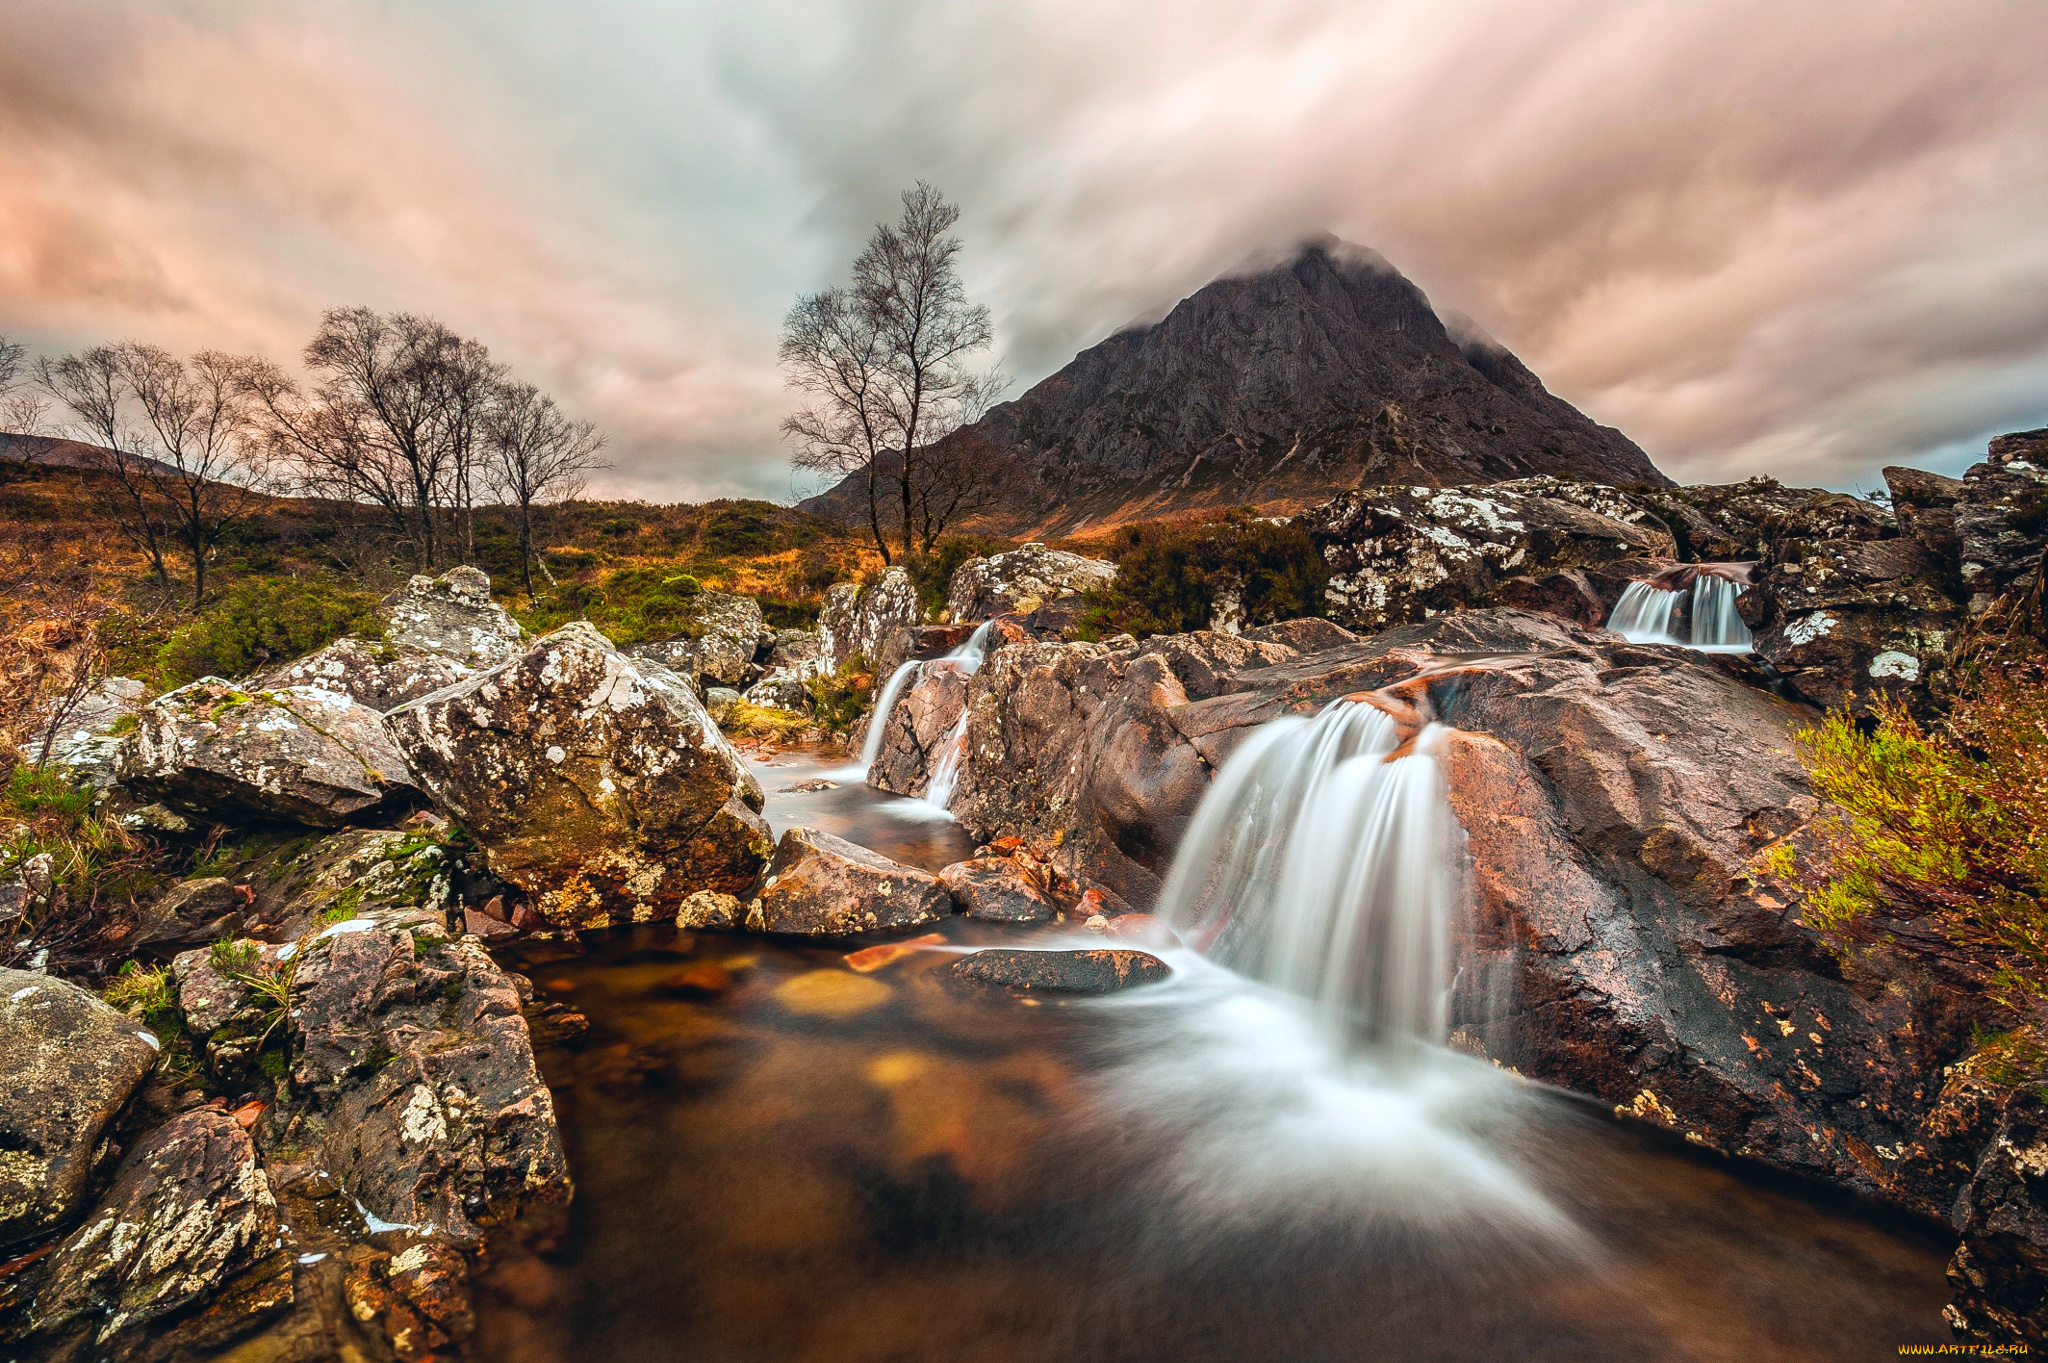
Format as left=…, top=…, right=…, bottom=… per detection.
left=801, top=238, right=1669, bottom=539
left=0, top=432, right=182, bottom=477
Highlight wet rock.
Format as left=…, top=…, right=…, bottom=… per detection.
left=1740, top=535, right=1962, bottom=710
left=875, top=623, right=981, bottom=677
left=386, top=622, right=773, bottom=927
left=1298, top=477, right=1675, bottom=632
left=20, top=1108, right=288, bottom=1353
left=867, top=659, right=973, bottom=798
left=0, top=968, right=160, bottom=1249
left=1945, top=1086, right=2048, bottom=1347
left=271, top=907, right=570, bottom=1248
left=677, top=890, right=741, bottom=931
left=1237, top=618, right=1359, bottom=652
left=950, top=948, right=1170, bottom=993
left=1634, top=478, right=1894, bottom=562
left=743, top=828, right=952, bottom=938
left=628, top=590, right=766, bottom=688
left=257, top=566, right=527, bottom=711
left=819, top=566, right=922, bottom=669
left=938, top=859, right=1055, bottom=923
left=38, top=676, right=146, bottom=790
left=117, top=680, right=418, bottom=828
left=945, top=546, right=1117, bottom=623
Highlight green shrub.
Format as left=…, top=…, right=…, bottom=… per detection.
left=906, top=535, right=1013, bottom=619
left=1777, top=664, right=2048, bottom=1022
left=1078, top=512, right=1327, bottom=639
left=761, top=596, right=822, bottom=632
left=154, top=578, right=384, bottom=687
left=521, top=564, right=708, bottom=646
left=805, top=660, right=874, bottom=734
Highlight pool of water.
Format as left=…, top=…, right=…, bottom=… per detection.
left=475, top=749, right=1954, bottom=1363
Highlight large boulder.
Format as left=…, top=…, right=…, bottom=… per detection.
left=1297, top=478, right=1676, bottom=633
left=17, top=1109, right=289, bottom=1355
left=386, top=622, right=771, bottom=927
left=1634, top=477, right=1895, bottom=562
left=938, top=858, right=1055, bottom=923
left=0, top=968, right=160, bottom=1249
left=117, top=680, right=417, bottom=828
left=819, top=566, right=922, bottom=669
left=628, top=590, right=767, bottom=689
left=257, top=566, right=527, bottom=712
left=950, top=948, right=1169, bottom=993
left=866, top=659, right=974, bottom=798
left=945, top=546, right=1116, bottom=622
left=267, top=907, right=569, bottom=1249
left=744, top=827, right=952, bottom=937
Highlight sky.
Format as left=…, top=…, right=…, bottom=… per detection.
left=1, top=0, right=2044, bottom=502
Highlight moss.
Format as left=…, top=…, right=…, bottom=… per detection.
left=152, top=577, right=385, bottom=689
left=720, top=699, right=813, bottom=742
left=804, top=659, right=874, bottom=735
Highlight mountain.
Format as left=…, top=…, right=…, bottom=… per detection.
left=800, top=238, right=1670, bottom=540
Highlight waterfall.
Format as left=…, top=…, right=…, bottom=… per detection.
left=1155, top=701, right=1462, bottom=1045
left=922, top=712, right=971, bottom=811
left=1606, top=582, right=1684, bottom=645
left=1689, top=575, right=1753, bottom=652
left=941, top=620, right=995, bottom=671
left=853, top=661, right=923, bottom=774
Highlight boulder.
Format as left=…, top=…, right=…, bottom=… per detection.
left=183, top=826, right=457, bottom=945
left=866, top=659, right=973, bottom=798
left=704, top=686, right=743, bottom=724
left=19, top=1109, right=288, bottom=1353
left=763, top=628, right=827, bottom=677
left=741, top=673, right=812, bottom=715
left=945, top=546, right=1117, bottom=622
left=386, top=622, right=772, bottom=927
left=117, top=680, right=418, bottom=828
left=950, top=948, right=1170, bottom=993
left=171, top=943, right=272, bottom=1081
left=131, top=876, right=247, bottom=952
left=256, top=566, right=527, bottom=711
left=1739, top=536, right=1962, bottom=709
left=1296, top=478, right=1676, bottom=633
left=0, top=968, right=160, bottom=1249
left=819, top=566, right=922, bottom=668
left=1634, top=478, right=1894, bottom=562
left=938, top=859, right=1055, bottom=923
left=38, top=676, right=146, bottom=790
left=627, top=590, right=766, bottom=688
left=743, top=827, right=953, bottom=937
left=875, top=623, right=981, bottom=677
left=1949, top=461, right=2048, bottom=618
left=270, top=907, right=570, bottom=1248
left=1988, top=427, right=2048, bottom=468
left=1944, top=1086, right=2048, bottom=1347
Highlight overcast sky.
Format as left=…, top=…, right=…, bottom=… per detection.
left=2, top=0, right=2044, bottom=501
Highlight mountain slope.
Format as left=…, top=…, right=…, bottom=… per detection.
left=802, top=238, right=1669, bottom=539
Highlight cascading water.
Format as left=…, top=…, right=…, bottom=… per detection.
left=1606, top=581, right=1684, bottom=645
left=846, top=621, right=996, bottom=781
left=1154, top=700, right=1463, bottom=1045
left=1689, top=574, right=1753, bottom=652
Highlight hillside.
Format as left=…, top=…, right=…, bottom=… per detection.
left=802, top=238, right=1669, bottom=539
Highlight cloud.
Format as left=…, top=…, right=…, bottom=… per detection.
left=1, top=0, right=2044, bottom=498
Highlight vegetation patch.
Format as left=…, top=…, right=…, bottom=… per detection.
left=1075, top=511, right=1327, bottom=639
left=134, top=577, right=384, bottom=688
left=720, top=699, right=813, bottom=743
left=805, top=660, right=875, bottom=734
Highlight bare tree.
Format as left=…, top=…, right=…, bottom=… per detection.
left=35, top=345, right=176, bottom=593
left=484, top=381, right=608, bottom=596
left=245, top=308, right=501, bottom=572
left=780, top=287, right=896, bottom=561
left=0, top=334, right=41, bottom=435
left=119, top=346, right=272, bottom=609
left=780, top=183, right=1001, bottom=560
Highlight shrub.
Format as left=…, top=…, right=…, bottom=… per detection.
left=2, top=764, right=159, bottom=965
left=907, top=535, right=1012, bottom=619
left=761, top=596, right=822, bottom=632
left=1078, top=511, right=1327, bottom=639
left=520, top=565, right=705, bottom=646
left=719, top=699, right=812, bottom=743
left=805, top=660, right=874, bottom=735
left=1778, top=664, right=2048, bottom=1022
left=154, top=578, right=384, bottom=687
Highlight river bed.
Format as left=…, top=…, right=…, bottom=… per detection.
left=477, top=747, right=1953, bottom=1362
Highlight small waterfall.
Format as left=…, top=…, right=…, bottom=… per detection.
left=1689, top=575, right=1753, bottom=652
left=1155, top=701, right=1462, bottom=1046
left=1606, top=582, right=1684, bottom=645
left=853, top=661, right=923, bottom=774
left=922, top=712, right=971, bottom=811
left=940, top=620, right=994, bottom=671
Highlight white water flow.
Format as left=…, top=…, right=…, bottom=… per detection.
left=848, top=661, right=922, bottom=777
left=1606, top=581, right=1684, bottom=644
left=912, top=626, right=993, bottom=814
left=1154, top=701, right=1462, bottom=1046
left=1689, top=575, right=1754, bottom=652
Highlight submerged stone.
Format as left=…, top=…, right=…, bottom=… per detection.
left=950, top=948, right=1170, bottom=994
left=744, top=827, right=952, bottom=938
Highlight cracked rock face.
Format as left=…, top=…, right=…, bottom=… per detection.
left=1297, top=478, right=1676, bottom=633
left=0, top=968, right=160, bottom=1251
left=819, top=567, right=922, bottom=669
left=1945, top=1086, right=2048, bottom=1347
left=945, top=547, right=1117, bottom=623
left=117, top=680, right=419, bottom=828
left=866, top=661, right=972, bottom=799
left=22, top=1108, right=288, bottom=1352
left=386, top=622, right=772, bottom=926
left=744, top=827, right=953, bottom=937
left=267, top=908, right=570, bottom=1249
left=257, top=567, right=528, bottom=713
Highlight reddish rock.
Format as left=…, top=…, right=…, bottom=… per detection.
left=938, top=859, right=1055, bottom=923
left=744, top=828, right=953, bottom=938
left=950, top=948, right=1170, bottom=993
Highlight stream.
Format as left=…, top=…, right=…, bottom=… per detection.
left=477, top=747, right=1953, bottom=1363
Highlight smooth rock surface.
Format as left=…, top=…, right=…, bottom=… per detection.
left=744, top=828, right=952, bottom=938
left=945, top=546, right=1117, bottom=623
left=938, top=859, right=1056, bottom=923
left=117, top=680, right=417, bottom=828
left=0, top=969, right=160, bottom=1250
left=950, top=948, right=1170, bottom=993
left=387, top=623, right=772, bottom=927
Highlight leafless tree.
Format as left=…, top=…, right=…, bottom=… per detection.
left=35, top=345, right=176, bottom=593
left=35, top=344, right=273, bottom=609
left=244, top=308, right=502, bottom=572
left=780, top=287, right=896, bottom=561
left=0, top=334, right=42, bottom=436
left=484, top=381, right=608, bottom=596
left=780, top=183, right=1002, bottom=560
